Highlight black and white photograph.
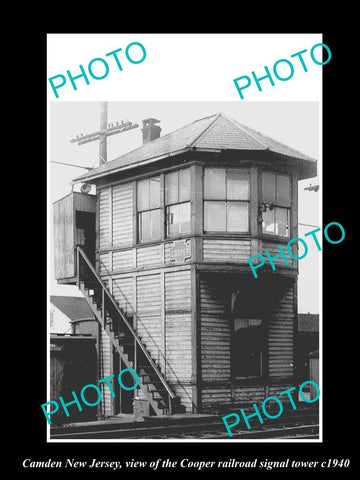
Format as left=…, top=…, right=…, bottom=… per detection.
left=48, top=101, right=321, bottom=441
left=13, top=30, right=355, bottom=475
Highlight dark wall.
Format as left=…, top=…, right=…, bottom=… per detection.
left=50, top=338, right=97, bottom=425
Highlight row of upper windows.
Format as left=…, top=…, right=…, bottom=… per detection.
left=136, top=167, right=291, bottom=243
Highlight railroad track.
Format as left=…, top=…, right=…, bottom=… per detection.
left=50, top=410, right=319, bottom=440
left=117, top=421, right=319, bottom=440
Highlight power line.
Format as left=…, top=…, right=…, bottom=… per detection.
left=51, top=161, right=93, bottom=170
left=299, top=222, right=319, bottom=228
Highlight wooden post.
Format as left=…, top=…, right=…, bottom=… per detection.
left=250, top=166, right=261, bottom=257
left=291, top=173, right=299, bottom=269
left=160, top=174, right=165, bottom=241
left=102, top=288, right=105, bottom=328
left=108, top=186, right=113, bottom=247
left=250, top=166, right=259, bottom=237
left=192, top=164, right=203, bottom=237
left=293, top=278, right=299, bottom=388
left=76, top=247, right=80, bottom=287
left=190, top=266, right=200, bottom=413
left=99, top=101, right=108, bottom=165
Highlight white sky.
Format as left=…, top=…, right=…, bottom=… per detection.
left=49, top=101, right=320, bottom=312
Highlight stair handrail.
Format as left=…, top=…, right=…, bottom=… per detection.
left=77, top=246, right=176, bottom=400
left=98, top=257, right=197, bottom=411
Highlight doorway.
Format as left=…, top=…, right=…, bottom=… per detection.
left=75, top=211, right=96, bottom=264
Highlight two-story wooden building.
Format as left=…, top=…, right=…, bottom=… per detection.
left=53, top=112, right=317, bottom=418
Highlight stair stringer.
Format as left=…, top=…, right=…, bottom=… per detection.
left=78, top=282, right=182, bottom=416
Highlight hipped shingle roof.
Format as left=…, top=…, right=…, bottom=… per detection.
left=73, top=113, right=316, bottom=184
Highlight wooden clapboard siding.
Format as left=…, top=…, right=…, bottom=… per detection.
left=136, top=273, right=162, bottom=316
left=136, top=274, right=163, bottom=368
left=233, top=385, right=265, bottom=404
left=112, top=275, right=134, bottom=317
left=53, top=194, right=74, bottom=279
left=262, top=241, right=294, bottom=267
left=54, top=192, right=96, bottom=281
left=164, top=270, right=192, bottom=410
left=171, top=384, right=193, bottom=413
left=50, top=354, right=64, bottom=405
left=100, top=327, right=113, bottom=416
left=267, top=286, right=294, bottom=379
left=112, top=184, right=133, bottom=246
left=165, top=270, right=191, bottom=313
left=201, top=316, right=231, bottom=381
left=99, top=189, right=110, bottom=250
left=200, top=277, right=231, bottom=382
left=268, top=384, right=294, bottom=398
left=165, top=314, right=192, bottom=381
left=164, top=243, right=174, bottom=264
left=112, top=249, right=134, bottom=271
left=201, top=386, right=232, bottom=406
left=99, top=252, right=110, bottom=274
left=202, top=239, right=251, bottom=263
left=136, top=245, right=162, bottom=268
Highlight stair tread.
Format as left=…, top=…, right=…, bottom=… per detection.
left=78, top=255, right=182, bottom=417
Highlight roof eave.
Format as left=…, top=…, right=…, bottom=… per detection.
left=72, top=146, right=194, bottom=185
left=73, top=147, right=317, bottom=185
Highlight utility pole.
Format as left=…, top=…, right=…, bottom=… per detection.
left=99, top=101, right=108, bottom=165
left=70, top=102, right=139, bottom=166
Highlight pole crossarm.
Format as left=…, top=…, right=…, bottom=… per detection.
left=70, top=121, right=139, bottom=145
left=70, top=102, right=139, bottom=166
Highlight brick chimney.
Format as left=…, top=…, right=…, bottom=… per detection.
left=142, top=118, right=161, bottom=144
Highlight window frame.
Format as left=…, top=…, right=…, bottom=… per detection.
left=136, top=168, right=193, bottom=245
left=136, top=175, right=162, bottom=244
left=138, top=208, right=161, bottom=244
left=203, top=167, right=250, bottom=234
left=261, top=170, right=292, bottom=239
left=165, top=168, right=191, bottom=239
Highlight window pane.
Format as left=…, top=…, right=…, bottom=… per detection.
left=149, top=176, right=161, bottom=209
left=179, top=202, right=191, bottom=233
left=262, top=172, right=276, bottom=203
left=167, top=204, right=179, bottom=236
left=179, top=168, right=191, bottom=202
left=137, top=179, right=149, bottom=211
left=139, top=209, right=161, bottom=242
left=204, top=168, right=226, bottom=199
left=139, top=210, right=150, bottom=242
left=249, top=318, right=262, bottom=327
left=204, top=201, right=226, bottom=231
left=234, top=318, right=248, bottom=331
left=277, top=174, right=291, bottom=206
left=227, top=169, right=249, bottom=200
left=262, top=208, right=275, bottom=234
left=165, top=171, right=178, bottom=205
left=150, top=209, right=161, bottom=240
left=275, top=207, right=290, bottom=237
left=167, top=202, right=191, bottom=237
left=227, top=202, right=248, bottom=232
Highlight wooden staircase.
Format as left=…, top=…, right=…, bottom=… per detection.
left=76, top=247, right=184, bottom=416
